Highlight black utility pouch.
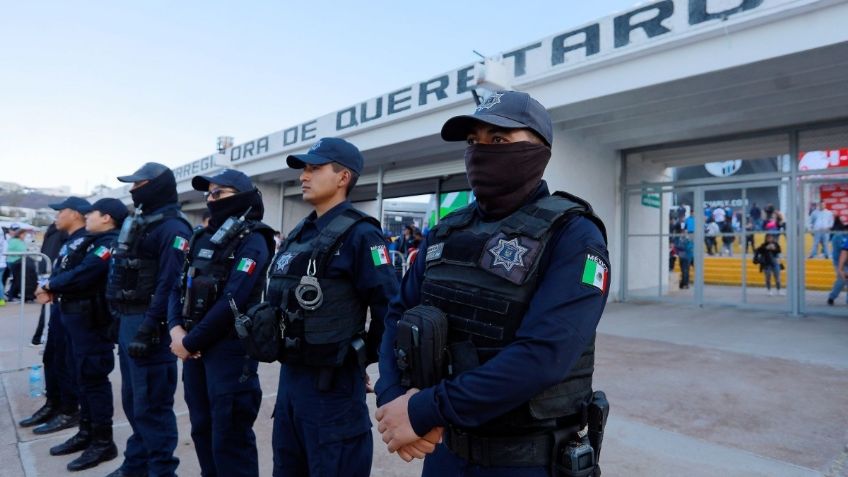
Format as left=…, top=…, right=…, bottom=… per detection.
left=236, top=302, right=285, bottom=363
left=395, top=305, right=449, bottom=389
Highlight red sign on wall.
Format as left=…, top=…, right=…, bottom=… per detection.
left=821, top=183, right=848, bottom=225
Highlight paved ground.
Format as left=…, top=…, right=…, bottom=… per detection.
left=1, top=301, right=846, bottom=477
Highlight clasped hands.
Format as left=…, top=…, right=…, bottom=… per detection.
left=375, top=388, right=443, bottom=462
left=168, top=326, right=201, bottom=361
left=34, top=286, right=53, bottom=305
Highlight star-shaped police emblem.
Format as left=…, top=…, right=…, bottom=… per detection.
left=488, top=237, right=528, bottom=272
left=476, top=92, right=503, bottom=111
left=275, top=252, right=294, bottom=273
left=309, top=140, right=323, bottom=152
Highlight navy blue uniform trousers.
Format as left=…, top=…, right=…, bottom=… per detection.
left=62, top=311, right=114, bottom=425
left=43, top=304, right=79, bottom=413
left=183, top=337, right=261, bottom=477
left=423, top=444, right=549, bottom=477
left=117, top=313, right=179, bottom=477
left=272, top=361, right=372, bottom=477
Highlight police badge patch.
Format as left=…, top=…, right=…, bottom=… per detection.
left=198, top=248, right=214, bottom=259
left=479, top=233, right=541, bottom=285
left=425, top=243, right=444, bottom=262
left=274, top=252, right=296, bottom=274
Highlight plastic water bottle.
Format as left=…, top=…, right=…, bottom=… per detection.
left=29, top=365, right=44, bottom=398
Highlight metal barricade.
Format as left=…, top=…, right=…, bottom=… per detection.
left=389, top=250, right=408, bottom=277
left=3, top=252, right=52, bottom=369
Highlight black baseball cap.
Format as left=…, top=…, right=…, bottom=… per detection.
left=441, top=90, right=553, bottom=146
left=48, top=196, right=91, bottom=214
left=83, top=198, right=129, bottom=226
left=286, top=137, right=364, bottom=175
left=192, top=169, right=254, bottom=193
left=117, top=162, right=170, bottom=183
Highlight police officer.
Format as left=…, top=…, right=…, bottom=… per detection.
left=168, top=169, right=274, bottom=476
left=106, top=163, right=192, bottom=477
left=268, top=138, right=399, bottom=476
left=375, top=91, right=611, bottom=477
left=22, top=197, right=89, bottom=435
left=37, top=198, right=128, bottom=471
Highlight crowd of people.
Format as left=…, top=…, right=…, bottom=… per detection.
left=6, top=91, right=612, bottom=477
left=667, top=201, right=847, bottom=300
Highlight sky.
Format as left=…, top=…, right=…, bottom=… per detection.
left=1, top=1, right=640, bottom=195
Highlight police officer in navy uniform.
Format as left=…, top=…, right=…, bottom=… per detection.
left=268, top=138, right=399, bottom=476
left=106, top=163, right=192, bottom=477
left=376, top=91, right=611, bottom=477
left=22, top=197, right=89, bottom=435
left=168, top=169, right=275, bottom=476
left=37, top=198, right=128, bottom=471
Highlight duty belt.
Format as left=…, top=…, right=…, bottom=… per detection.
left=59, top=298, right=94, bottom=315
left=445, top=426, right=554, bottom=467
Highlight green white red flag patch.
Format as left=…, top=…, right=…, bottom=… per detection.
left=370, top=245, right=390, bottom=267
left=93, top=245, right=111, bottom=260
left=581, top=253, right=608, bottom=293
left=172, top=236, right=189, bottom=252
left=236, top=258, right=256, bottom=274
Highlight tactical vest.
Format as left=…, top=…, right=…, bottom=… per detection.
left=180, top=221, right=273, bottom=331
left=422, top=192, right=607, bottom=435
left=266, top=208, right=378, bottom=367
left=55, top=234, right=99, bottom=302
left=106, top=209, right=190, bottom=306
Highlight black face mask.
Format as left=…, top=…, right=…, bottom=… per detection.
left=206, top=189, right=264, bottom=230
left=130, top=170, right=178, bottom=212
left=465, top=142, right=551, bottom=219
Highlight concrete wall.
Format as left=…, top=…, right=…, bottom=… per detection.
left=545, top=127, right=621, bottom=299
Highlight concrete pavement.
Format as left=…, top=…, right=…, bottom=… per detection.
left=0, top=301, right=846, bottom=476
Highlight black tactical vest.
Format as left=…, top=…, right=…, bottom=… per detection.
left=106, top=210, right=190, bottom=306
left=180, top=221, right=273, bottom=331
left=55, top=234, right=98, bottom=302
left=422, top=192, right=607, bottom=434
left=266, top=208, right=379, bottom=367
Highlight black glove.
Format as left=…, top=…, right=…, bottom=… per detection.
left=128, top=324, right=160, bottom=358
left=107, top=317, right=120, bottom=344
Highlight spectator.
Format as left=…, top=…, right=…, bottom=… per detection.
left=719, top=216, right=735, bottom=256
left=744, top=219, right=756, bottom=254
left=827, top=216, right=846, bottom=306
left=704, top=203, right=712, bottom=221
left=5, top=225, right=30, bottom=301
left=807, top=202, right=834, bottom=259
left=712, top=205, right=726, bottom=224
left=755, top=233, right=783, bottom=296
left=675, top=228, right=693, bottom=289
left=750, top=202, right=762, bottom=230
left=705, top=218, right=719, bottom=256
left=763, top=203, right=783, bottom=232
left=0, top=227, right=6, bottom=306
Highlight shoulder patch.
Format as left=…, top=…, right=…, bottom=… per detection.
left=236, top=257, right=256, bottom=275
left=581, top=249, right=609, bottom=294
left=172, top=236, right=189, bottom=252
left=425, top=243, right=444, bottom=262
left=92, top=245, right=111, bottom=261
left=370, top=244, right=391, bottom=267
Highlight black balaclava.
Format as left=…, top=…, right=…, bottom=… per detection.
left=130, top=169, right=178, bottom=212
left=206, top=188, right=265, bottom=230
left=465, top=142, right=551, bottom=219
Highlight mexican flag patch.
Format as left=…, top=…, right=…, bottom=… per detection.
left=370, top=245, right=390, bottom=267
left=172, top=236, right=189, bottom=252
left=581, top=252, right=608, bottom=293
left=92, top=245, right=111, bottom=260
left=236, top=257, right=256, bottom=275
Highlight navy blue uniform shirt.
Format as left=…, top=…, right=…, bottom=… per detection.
left=283, top=200, right=399, bottom=363
left=137, top=204, right=192, bottom=330
left=375, top=183, right=610, bottom=436
left=48, top=228, right=116, bottom=293
left=167, top=230, right=272, bottom=353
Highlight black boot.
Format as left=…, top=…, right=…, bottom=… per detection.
left=66, top=424, right=117, bottom=471
left=33, top=410, right=79, bottom=435
left=49, top=419, right=91, bottom=455
left=19, top=399, right=57, bottom=427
